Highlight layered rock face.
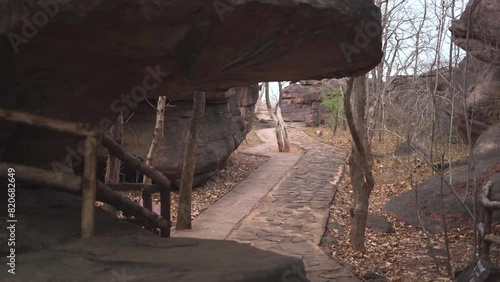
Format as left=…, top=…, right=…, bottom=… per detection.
left=450, top=0, right=500, bottom=145
left=121, top=85, right=258, bottom=185
left=281, top=81, right=336, bottom=127
left=444, top=57, right=500, bottom=144
left=451, top=0, right=500, bottom=66
left=0, top=0, right=383, bottom=168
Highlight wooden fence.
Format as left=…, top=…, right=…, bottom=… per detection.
left=0, top=108, right=171, bottom=238
left=479, top=180, right=499, bottom=256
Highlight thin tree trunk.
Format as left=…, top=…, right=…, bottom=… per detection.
left=265, top=82, right=289, bottom=152
left=143, top=97, right=167, bottom=184
left=176, top=91, right=206, bottom=230
left=105, top=112, right=124, bottom=184
left=277, top=82, right=290, bottom=152
left=254, top=83, right=265, bottom=114
left=142, top=97, right=167, bottom=214
left=333, top=110, right=339, bottom=136
left=344, top=76, right=375, bottom=251
left=103, top=112, right=124, bottom=215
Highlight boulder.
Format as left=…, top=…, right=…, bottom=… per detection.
left=120, top=85, right=259, bottom=185
left=383, top=150, right=500, bottom=233
left=367, top=213, right=394, bottom=234
left=473, top=124, right=500, bottom=157
left=444, top=57, right=500, bottom=144
left=0, top=188, right=308, bottom=282
left=451, top=0, right=500, bottom=65
left=281, top=80, right=342, bottom=127
left=0, top=0, right=383, bottom=168
left=448, top=0, right=500, bottom=144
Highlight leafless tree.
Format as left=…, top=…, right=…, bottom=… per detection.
left=142, top=97, right=167, bottom=214
left=176, top=91, right=206, bottom=230
left=344, top=76, right=375, bottom=251
left=265, top=82, right=290, bottom=152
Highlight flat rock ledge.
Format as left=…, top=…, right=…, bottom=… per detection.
left=0, top=189, right=307, bottom=282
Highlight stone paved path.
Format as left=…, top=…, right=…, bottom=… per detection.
left=175, top=123, right=360, bottom=281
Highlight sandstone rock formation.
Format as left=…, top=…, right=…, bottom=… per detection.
left=451, top=0, right=500, bottom=66
left=121, top=85, right=259, bottom=185
left=473, top=124, right=500, bottom=157
left=0, top=2, right=382, bottom=280
left=281, top=81, right=331, bottom=127
left=449, top=0, right=500, bottom=144
left=0, top=0, right=383, bottom=168
left=444, top=57, right=500, bottom=144
left=0, top=188, right=308, bottom=282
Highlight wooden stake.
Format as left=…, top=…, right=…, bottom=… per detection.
left=160, top=185, right=171, bottom=237
left=81, top=135, right=97, bottom=238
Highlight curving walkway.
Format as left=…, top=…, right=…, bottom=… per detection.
left=175, top=123, right=360, bottom=282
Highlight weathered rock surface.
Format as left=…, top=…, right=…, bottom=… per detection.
left=121, top=85, right=259, bottom=185
left=367, top=213, right=394, bottom=234
left=385, top=86, right=500, bottom=232
left=474, top=124, right=500, bottom=157
left=451, top=0, right=500, bottom=65
left=0, top=188, right=308, bottom=282
left=449, top=0, right=500, bottom=144
left=444, top=57, right=500, bottom=144
left=281, top=82, right=330, bottom=127
left=0, top=0, right=382, bottom=168
left=383, top=151, right=500, bottom=233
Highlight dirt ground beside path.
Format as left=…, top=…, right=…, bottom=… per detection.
left=304, top=127, right=484, bottom=281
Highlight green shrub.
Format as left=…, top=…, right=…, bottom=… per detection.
left=321, top=88, right=342, bottom=124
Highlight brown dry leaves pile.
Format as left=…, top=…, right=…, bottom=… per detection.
left=306, top=127, right=478, bottom=281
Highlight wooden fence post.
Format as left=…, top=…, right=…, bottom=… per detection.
left=160, top=185, right=171, bottom=237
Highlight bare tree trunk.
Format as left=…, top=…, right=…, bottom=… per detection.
left=344, top=76, right=375, bottom=251
left=103, top=112, right=124, bottom=215
left=265, top=82, right=289, bottom=152
left=254, top=83, right=265, bottom=114
left=176, top=91, right=206, bottom=230
left=277, top=82, right=290, bottom=152
left=143, top=97, right=166, bottom=184
left=105, top=112, right=124, bottom=183
left=142, top=97, right=167, bottom=216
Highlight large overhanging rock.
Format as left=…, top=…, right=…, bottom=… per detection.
left=0, top=0, right=382, bottom=167
left=444, top=56, right=500, bottom=145
left=451, top=0, right=500, bottom=65
left=2, top=0, right=382, bottom=94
